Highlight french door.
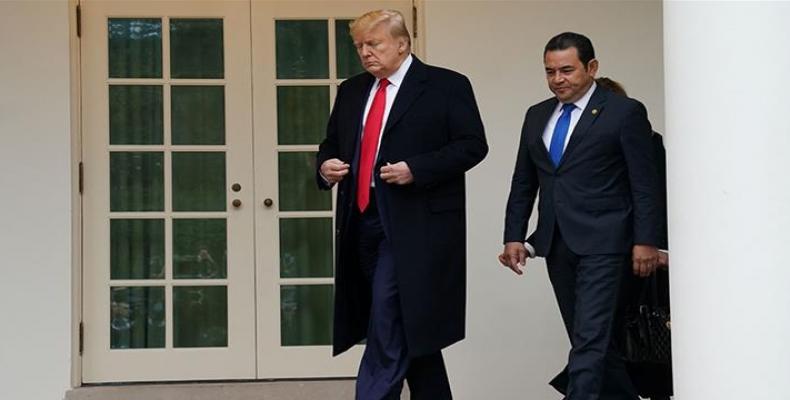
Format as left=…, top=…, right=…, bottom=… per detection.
left=81, top=0, right=412, bottom=383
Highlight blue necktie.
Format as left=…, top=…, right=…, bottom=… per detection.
left=549, top=103, right=576, bottom=167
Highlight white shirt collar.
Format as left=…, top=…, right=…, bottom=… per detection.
left=566, top=81, right=597, bottom=112
left=377, top=54, right=412, bottom=88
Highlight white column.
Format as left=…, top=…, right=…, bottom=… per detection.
left=664, top=2, right=790, bottom=399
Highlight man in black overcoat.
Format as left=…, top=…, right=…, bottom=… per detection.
left=317, top=9, right=487, bottom=400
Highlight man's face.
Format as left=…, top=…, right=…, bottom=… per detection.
left=544, top=47, right=598, bottom=103
left=353, top=23, right=408, bottom=79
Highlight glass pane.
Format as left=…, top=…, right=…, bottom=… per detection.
left=108, top=18, right=162, bottom=79
left=281, top=285, right=333, bottom=346
left=173, top=219, right=227, bottom=279
left=110, top=286, right=165, bottom=349
left=111, top=219, right=165, bottom=279
left=110, top=152, right=164, bottom=212
left=173, top=286, right=227, bottom=347
left=170, top=19, right=224, bottom=79
left=335, top=19, right=364, bottom=79
left=278, top=152, right=331, bottom=211
left=172, top=152, right=226, bottom=212
left=275, top=20, right=328, bottom=79
left=109, top=85, right=163, bottom=145
left=280, top=218, right=333, bottom=278
left=277, top=86, right=329, bottom=145
left=171, top=86, right=225, bottom=145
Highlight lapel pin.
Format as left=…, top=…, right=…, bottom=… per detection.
left=591, top=109, right=599, bottom=115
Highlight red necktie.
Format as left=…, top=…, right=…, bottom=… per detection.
left=357, top=78, right=389, bottom=212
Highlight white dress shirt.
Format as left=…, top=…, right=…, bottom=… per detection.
left=361, top=54, right=413, bottom=187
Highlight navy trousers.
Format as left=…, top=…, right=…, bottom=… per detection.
left=354, top=197, right=451, bottom=400
left=546, top=229, right=638, bottom=400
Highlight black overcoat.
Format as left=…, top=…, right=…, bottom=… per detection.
left=316, top=56, right=488, bottom=357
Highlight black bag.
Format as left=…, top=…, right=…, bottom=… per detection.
left=621, top=274, right=672, bottom=364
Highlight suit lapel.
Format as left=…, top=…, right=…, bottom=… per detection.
left=558, top=87, right=607, bottom=168
left=531, top=99, right=558, bottom=166
left=382, top=56, right=427, bottom=135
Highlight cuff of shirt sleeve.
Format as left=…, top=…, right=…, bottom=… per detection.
left=319, top=171, right=332, bottom=186
left=524, top=242, right=536, bottom=258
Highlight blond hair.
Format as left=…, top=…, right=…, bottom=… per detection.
left=349, top=9, right=411, bottom=46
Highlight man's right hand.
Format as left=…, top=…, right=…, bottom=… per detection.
left=320, top=158, right=350, bottom=184
left=499, top=242, right=528, bottom=275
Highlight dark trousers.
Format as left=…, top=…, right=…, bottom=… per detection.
left=355, top=196, right=451, bottom=400
left=546, top=230, right=638, bottom=400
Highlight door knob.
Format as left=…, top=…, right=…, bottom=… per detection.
left=231, top=183, right=242, bottom=192
left=263, top=198, right=274, bottom=208
left=232, top=199, right=242, bottom=208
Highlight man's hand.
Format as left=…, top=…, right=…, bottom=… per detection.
left=320, top=158, right=350, bottom=184
left=380, top=161, right=413, bottom=185
left=499, top=242, right=528, bottom=275
left=632, top=244, right=659, bottom=277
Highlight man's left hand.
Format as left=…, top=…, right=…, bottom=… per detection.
left=632, top=244, right=659, bottom=277
left=380, top=162, right=413, bottom=185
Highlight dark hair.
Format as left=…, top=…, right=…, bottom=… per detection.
left=595, top=77, right=627, bottom=96
left=544, top=32, right=596, bottom=67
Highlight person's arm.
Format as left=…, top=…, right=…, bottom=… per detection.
left=404, top=75, right=488, bottom=187
left=500, top=107, right=541, bottom=275
left=654, top=133, right=669, bottom=268
left=316, top=82, right=348, bottom=190
left=620, top=100, right=660, bottom=276
left=654, top=133, right=669, bottom=250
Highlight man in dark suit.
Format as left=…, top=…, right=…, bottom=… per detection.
left=546, top=77, right=673, bottom=400
left=317, top=9, right=487, bottom=400
left=499, top=33, right=660, bottom=400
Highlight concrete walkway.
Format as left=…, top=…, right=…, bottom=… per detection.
left=65, top=380, right=410, bottom=400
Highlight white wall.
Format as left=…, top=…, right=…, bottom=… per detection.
left=423, top=1, right=664, bottom=398
left=0, top=1, right=73, bottom=399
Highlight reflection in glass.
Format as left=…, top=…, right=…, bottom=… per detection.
left=110, top=286, right=165, bottom=349
left=111, top=219, right=165, bottom=279
left=280, top=218, right=333, bottom=278
left=109, top=85, right=163, bottom=145
left=108, top=18, right=162, bottom=78
left=171, top=86, right=225, bottom=145
left=173, top=286, right=228, bottom=347
left=281, top=285, right=333, bottom=346
left=170, top=19, right=224, bottom=79
left=275, top=20, right=328, bottom=79
left=278, top=152, right=331, bottom=211
left=277, top=86, right=329, bottom=145
left=173, top=219, right=227, bottom=279
left=110, top=152, right=164, bottom=212
left=172, top=152, right=226, bottom=211
left=335, top=19, right=364, bottom=79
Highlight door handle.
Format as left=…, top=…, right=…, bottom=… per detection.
left=263, top=198, right=274, bottom=208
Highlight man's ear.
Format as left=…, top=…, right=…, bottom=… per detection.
left=587, top=59, right=599, bottom=76
left=398, top=37, right=409, bottom=54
